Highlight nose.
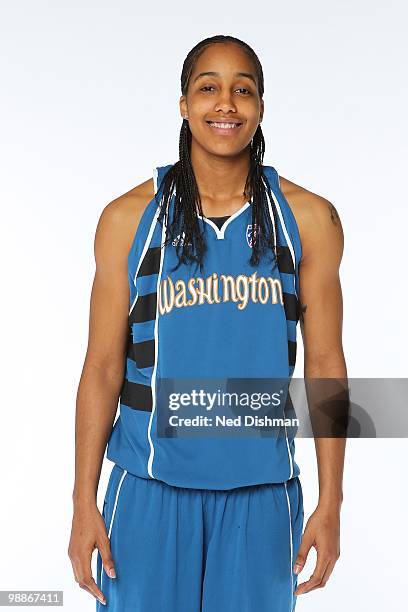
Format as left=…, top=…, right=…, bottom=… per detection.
left=214, top=89, right=237, bottom=114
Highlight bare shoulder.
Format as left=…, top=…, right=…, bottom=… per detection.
left=279, top=175, right=344, bottom=264
left=95, top=177, right=155, bottom=259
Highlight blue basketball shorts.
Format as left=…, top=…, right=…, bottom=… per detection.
left=96, top=464, right=304, bottom=612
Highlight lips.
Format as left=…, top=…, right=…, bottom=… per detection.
left=205, top=120, right=243, bottom=135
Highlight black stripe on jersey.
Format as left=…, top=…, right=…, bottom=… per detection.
left=127, top=338, right=155, bottom=369
left=120, top=379, right=153, bottom=412
left=277, top=245, right=295, bottom=274
left=288, top=340, right=297, bottom=367
left=129, top=292, right=157, bottom=324
left=282, top=292, right=299, bottom=322
left=138, top=246, right=161, bottom=277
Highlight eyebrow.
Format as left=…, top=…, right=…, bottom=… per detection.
left=192, top=71, right=257, bottom=86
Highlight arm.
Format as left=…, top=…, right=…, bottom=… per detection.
left=68, top=187, right=150, bottom=605
left=72, top=201, right=131, bottom=508
left=291, top=193, right=346, bottom=595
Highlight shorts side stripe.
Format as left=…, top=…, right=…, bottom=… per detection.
left=99, top=469, right=128, bottom=590
left=284, top=481, right=294, bottom=611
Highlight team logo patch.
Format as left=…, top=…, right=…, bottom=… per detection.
left=246, top=224, right=260, bottom=248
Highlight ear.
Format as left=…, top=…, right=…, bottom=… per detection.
left=179, top=95, right=188, bottom=120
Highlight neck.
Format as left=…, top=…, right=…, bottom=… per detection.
left=189, top=143, right=251, bottom=203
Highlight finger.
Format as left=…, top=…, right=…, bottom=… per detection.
left=293, top=532, right=314, bottom=575
left=77, top=574, right=107, bottom=606
left=295, top=554, right=331, bottom=595
left=316, top=554, right=339, bottom=588
left=98, top=536, right=117, bottom=579
left=70, top=555, right=107, bottom=605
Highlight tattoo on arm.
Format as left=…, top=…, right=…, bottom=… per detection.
left=328, top=202, right=340, bottom=226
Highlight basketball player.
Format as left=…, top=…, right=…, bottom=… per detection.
left=68, top=35, right=346, bottom=611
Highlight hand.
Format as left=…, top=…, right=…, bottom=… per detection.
left=68, top=502, right=116, bottom=606
left=293, top=504, right=341, bottom=595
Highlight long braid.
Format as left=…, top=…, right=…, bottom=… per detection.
left=156, top=34, right=281, bottom=275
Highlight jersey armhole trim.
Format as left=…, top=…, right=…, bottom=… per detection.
left=271, top=166, right=303, bottom=270
left=152, top=167, right=158, bottom=195
left=128, top=199, right=161, bottom=290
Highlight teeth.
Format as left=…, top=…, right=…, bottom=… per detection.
left=209, top=122, right=240, bottom=129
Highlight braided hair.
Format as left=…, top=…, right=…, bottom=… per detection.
left=155, top=34, right=281, bottom=274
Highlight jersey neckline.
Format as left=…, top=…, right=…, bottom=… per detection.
left=196, top=199, right=251, bottom=240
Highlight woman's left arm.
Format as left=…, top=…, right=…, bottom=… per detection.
left=288, top=190, right=347, bottom=596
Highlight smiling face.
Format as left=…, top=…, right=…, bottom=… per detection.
left=180, top=42, right=264, bottom=158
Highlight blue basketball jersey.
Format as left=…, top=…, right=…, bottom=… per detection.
left=106, top=163, right=302, bottom=489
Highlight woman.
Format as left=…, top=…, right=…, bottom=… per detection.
left=68, top=34, right=345, bottom=611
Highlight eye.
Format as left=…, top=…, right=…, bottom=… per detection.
left=199, top=85, right=252, bottom=94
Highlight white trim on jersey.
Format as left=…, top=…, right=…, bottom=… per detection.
left=129, top=167, right=161, bottom=314
left=147, top=207, right=167, bottom=479
left=196, top=200, right=251, bottom=240
left=124, top=166, right=163, bottom=478
left=99, top=469, right=128, bottom=590
left=108, top=470, right=128, bottom=538
left=152, top=166, right=158, bottom=195
left=284, top=481, right=294, bottom=611
left=264, top=180, right=278, bottom=257
left=265, top=179, right=295, bottom=480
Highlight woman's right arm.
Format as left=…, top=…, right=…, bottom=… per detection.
left=67, top=180, right=154, bottom=606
